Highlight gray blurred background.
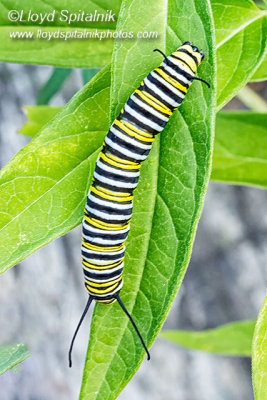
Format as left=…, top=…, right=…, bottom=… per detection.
left=0, top=63, right=266, bottom=400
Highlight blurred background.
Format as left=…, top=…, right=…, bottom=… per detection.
left=0, top=63, right=266, bottom=400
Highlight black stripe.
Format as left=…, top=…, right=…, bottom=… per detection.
left=133, top=91, right=169, bottom=119
left=127, top=97, right=167, bottom=128
left=94, top=164, right=139, bottom=185
left=147, top=74, right=183, bottom=105
left=86, top=212, right=131, bottom=225
left=83, top=267, right=123, bottom=281
left=164, top=58, right=194, bottom=81
left=88, top=291, right=121, bottom=301
left=177, top=48, right=199, bottom=66
left=121, top=110, right=159, bottom=135
left=99, top=154, right=140, bottom=174
left=106, top=129, right=152, bottom=158
left=171, top=55, right=195, bottom=74
left=158, top=66, right=189, bottom=90
left=141, top=82, right=174, bottom=110
left=87, top=198, right=132, bottom=217
left=154, top=70, right=186, bottom=94
left=82, top=250, right=125, bottom=261
left=102, top=142, right=143, bottom=164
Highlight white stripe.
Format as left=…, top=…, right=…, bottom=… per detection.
left=162, top=63, right=192, bottom=85
left=150, top=71, right=185, bottom=99
left=124, top=103, right=163, bottom=132
left=84, top=274, right=122, bottom=284
left=105, top=136, right=147, bottom=161
left=97, top=158, right=140, bottom=178
left=83, top=262, right=124, bottom=274
left=88, top=193, right=133, bottom=210
left=83, top=234, right=125, bottom=246
left=94, top=171, right=138, bottom=189
left=82, top=254, right=124, bottom=265
left=87, top=206, right=132, bottom=221
left=144, top=78, right=178, bottom=108
left=82, top=220, right=130, bottom=235
left=130, top=94, right=169, bottom=122
left=110, top=125, right=152, bottom=150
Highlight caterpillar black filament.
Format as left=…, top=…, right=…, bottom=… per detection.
left=68, top=41, right=209, bottom=367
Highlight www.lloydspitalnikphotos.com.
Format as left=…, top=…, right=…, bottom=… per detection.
left=8, top=9, right=116, bottom=24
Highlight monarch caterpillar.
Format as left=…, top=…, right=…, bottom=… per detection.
left=68, top=41, right=210, bottom=367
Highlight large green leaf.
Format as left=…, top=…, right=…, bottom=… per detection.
left=252, top=295, right=267, bottom=400
left=19, top=108, right=267, bottom=190
left=211, top=112, right=267, bottom=188
left=250, top=54, right=267, bottom=81
left=79, top=1, right=215, bottom=399
left=0, top=0, right=121, bottom=67
left=19, top=106, right=63, bottom=136
left=161, top=320, right=255, bottom=356
left=211, top=0, right=267, bottom=109
left=0, top=343, right=30, bottom=375
left=0, top=67, right=111, bottom=273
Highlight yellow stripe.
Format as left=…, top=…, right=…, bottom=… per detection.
left=96, top=299, right=116, bottom=304
left=100, top=152, right=141, bottom=171
left=94, top=185, right=134, bottom=198
left=114, top=119, right=154, bottom=143
left=84, top=215, right=129, bottom=231
left=122, top=120, right=153, bottom=138
left=82, top=259, right=122, bottom=270
left=172, top=52, right=197, bottom=72
left=104, top=150, right=139, bottom=167
left=180, top=45, right=202, bottom=65
left=82, top=240, right=125, bottom=252
left=86, top=280, right=121, bottom=294
left=135, top=89, right=172, bottom=115
left=90, top=186, right=133, bottom=202
left=155, top=68, right=187, bottom=93
left=85, top=276, right=122, bottom=288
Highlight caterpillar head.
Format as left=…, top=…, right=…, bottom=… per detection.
left=172, top=41, right=204, bottom=73
left=154, top=42, right=209, bottom=89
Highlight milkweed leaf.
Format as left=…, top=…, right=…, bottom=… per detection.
left=0, top=343, right=30, bottom=375
left=161, top=320, right=256, bottom=356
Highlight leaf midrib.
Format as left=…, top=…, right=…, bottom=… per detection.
left=216, top=12, right=265, bottom=48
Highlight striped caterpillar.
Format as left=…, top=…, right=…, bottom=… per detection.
left=69, top=42, right=209, bottom=366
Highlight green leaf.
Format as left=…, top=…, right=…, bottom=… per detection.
left=0, top=27, right=114, bottom=68
left=19, top=109, right=267, bottom=191
left=80, top=0, right=215, bottom=399
left=0, top=343, right=30, bottom=375
left=37, top=68, right=72, bottom=105
left=0, top=67, right=111, bottom=274
left=211, top=0, right=267, bottom=109
left=252, top=295, right=267, bottom=399
left=160, top=321, right=256, bottom=356
left=211, top=112, right=267, bottom=189
left=0, top=1, right=121, bottom=67
left=251, top=54, right=267, bottom=81
left=19, top=106, right=63, bottom=137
